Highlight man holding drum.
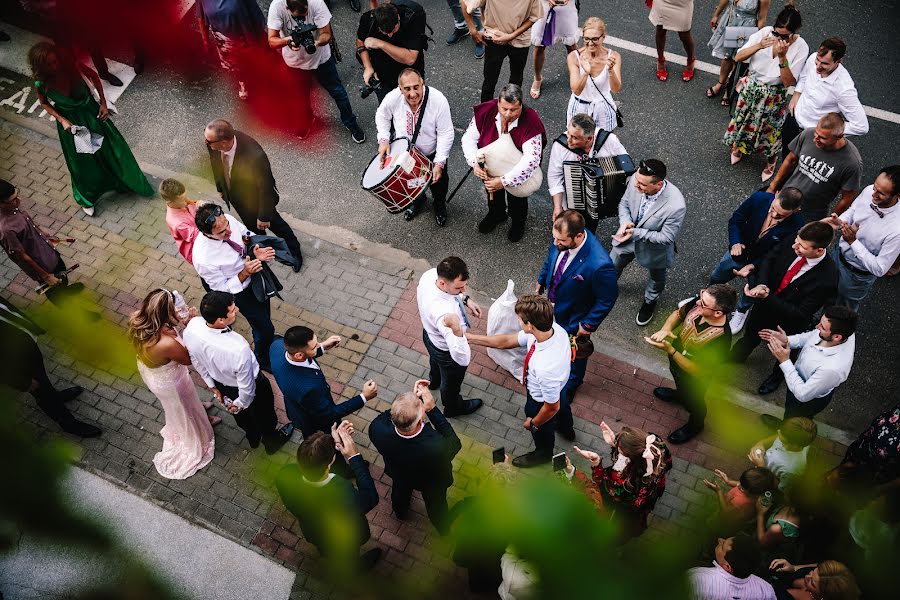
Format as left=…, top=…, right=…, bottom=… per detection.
left=461, top=83, right=546, bottom=243
left=376, top=69, right=454, bottom=226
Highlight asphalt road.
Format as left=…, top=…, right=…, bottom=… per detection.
left=2, top=0, right=898, bottom=433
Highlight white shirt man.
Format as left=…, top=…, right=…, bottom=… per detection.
left=518, top=322, right=571, bottom=405
left=184, top=316, right=259, bottom=409
left=192, top=213, right=252, bottom=295
left=793, top=47, right=869, bottom=136
left=417, top=268, right=472, bottom=366
left=688, top=537, right=776, bottom=600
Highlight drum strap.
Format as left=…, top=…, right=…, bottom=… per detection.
left=409, top=86, right=430, bottom=148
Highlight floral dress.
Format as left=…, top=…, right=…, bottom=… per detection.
left=841, top=406, right=900, bottom=487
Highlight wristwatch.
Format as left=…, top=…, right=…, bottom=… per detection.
left=460, top=294, right=470, bottom=306
left=529, top=421, right=540, bottom=433
left=779, top=59, right=789, bottom=69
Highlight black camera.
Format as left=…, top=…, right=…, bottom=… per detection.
left=290, top=22, right=318, bottom=55
left=359, top=75, right=381, bottom=99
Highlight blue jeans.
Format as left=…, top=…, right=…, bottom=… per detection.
left=299, top=55, right=357, bottom=129
left=709, top=250, right=753, bottom=312
left=447, top=0, right=483, bottom=31
left=835, top=251, right=877, bottom=313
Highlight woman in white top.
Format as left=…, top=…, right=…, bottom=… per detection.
left=565, top=17, right=622, bottom=133
left=529, top=0, right=580, bottom=99
left=723, top=4, right=807, bottom=181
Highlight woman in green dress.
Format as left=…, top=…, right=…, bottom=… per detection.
left=28, top=42, right=153, bottom=216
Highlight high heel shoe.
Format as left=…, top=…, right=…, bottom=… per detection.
left=656, top=60, right=668, bottom=82
left=761, top=158, right=778, bottom=181
left=730, top=150, right=743, bottom=165
left=706, top=79, right=726, bottom=98
left=682, top=62, right=696, bottom=82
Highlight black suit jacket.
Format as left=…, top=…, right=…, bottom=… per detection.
left=208, top=130, right=279, bottom=222
left=748, top=239, right=839, bottom=333
left=369, top=407, right=461, bottom=491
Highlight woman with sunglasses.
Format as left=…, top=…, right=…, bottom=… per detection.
left=706, top=0, right=770, bottom=105
left=565, top=17, right=622, bottom=132
left=127, top=289, right=218, bottom=480
left=723, top=4, right=807, bottom=181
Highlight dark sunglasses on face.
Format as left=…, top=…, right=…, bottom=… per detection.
left=203, top=205, right=224, bottom=228
left=772, top=31, right=792, bottom=40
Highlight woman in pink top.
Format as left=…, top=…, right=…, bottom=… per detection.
left=160, top=179, right=200, bottom=265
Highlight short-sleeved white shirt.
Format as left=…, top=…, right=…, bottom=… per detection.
left=741, top=27, right=809, bottom=85
left=517, top=322, right=571, bottom=404
left=267, top=0, right=332, bottom=70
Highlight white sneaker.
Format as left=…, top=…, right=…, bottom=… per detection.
left=82, top=205, right=95, bottom=216
left=730, top=310, right=748, bottom=334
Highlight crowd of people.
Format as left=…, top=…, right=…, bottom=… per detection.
left=1, top=0, right=897, bottom=598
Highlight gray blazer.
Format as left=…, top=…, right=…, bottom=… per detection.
left=613, top=179, right=687, bottom=269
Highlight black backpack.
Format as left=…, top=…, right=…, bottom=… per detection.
left=391, top=0, right=434, bottom=51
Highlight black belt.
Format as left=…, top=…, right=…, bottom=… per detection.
left=839, top=251, right=872, bottom=276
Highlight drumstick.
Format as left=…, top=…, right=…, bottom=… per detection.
left=47, top=237, right=77, bottom=244
left=477, top=155, right=493, bottom=202
left=35, top=263, right=79, bottom=295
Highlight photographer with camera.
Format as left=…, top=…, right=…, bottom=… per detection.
left=268, top=0, right=366, bottom=142
left=356, top=1, right=428, bottom=103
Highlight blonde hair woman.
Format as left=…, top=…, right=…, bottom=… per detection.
left=565, top=18, right=622, bottom=132
left=127, top=289, right=217, bottom=480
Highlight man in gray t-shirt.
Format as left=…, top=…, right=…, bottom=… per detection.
left=767, top=112, right=863, bottom=221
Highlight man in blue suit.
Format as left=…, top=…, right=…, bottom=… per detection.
left=536, top=210, right=618, bottom=441
left=709, top=187, right=805, bottom=333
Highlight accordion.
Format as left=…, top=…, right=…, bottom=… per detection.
left=563, top=154, right=636, bottom=220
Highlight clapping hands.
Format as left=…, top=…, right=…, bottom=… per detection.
left=331, top=420, right=359, bottom=459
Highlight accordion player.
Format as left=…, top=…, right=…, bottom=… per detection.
left=548, top=116, right=635, bottom=233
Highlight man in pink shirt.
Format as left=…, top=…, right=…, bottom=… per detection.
left=160, top=179, right=199, bottom=265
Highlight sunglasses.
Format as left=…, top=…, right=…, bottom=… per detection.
left=638, top=160, right=656, bottom=176
left=202, top=205, right=224, bottom=229
left=772, top=31, right=792, bottom=40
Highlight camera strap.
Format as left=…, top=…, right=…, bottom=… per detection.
left=409, top=85, right=429, bottom=147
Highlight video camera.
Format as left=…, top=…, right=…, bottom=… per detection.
left=359, top=75, right=381, bottom=99
left=290, top=22, right=318, bottom=54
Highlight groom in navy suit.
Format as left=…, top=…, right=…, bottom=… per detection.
left=536, top=211, right=618, bottom=441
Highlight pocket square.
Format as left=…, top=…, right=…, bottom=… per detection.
left=573, top=274, right=584, bottom=281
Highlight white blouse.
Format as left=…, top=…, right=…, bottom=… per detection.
left=741, top=27, right=809, bottom=86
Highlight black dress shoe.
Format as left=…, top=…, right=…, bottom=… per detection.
left=0, top=31, right=11, bottom=42
left=759, top=414, right=783, bottom=430
left=403, top=206, right=419, bottom=221
left=246, top=436, right=261, bottom=449
left=291, top=252, right=303, bottom=273
left=478, top=214, right=505, bottom=233
left=653, top=387, right=678, bottom=403
left=264, top=432, right=290, bottom=455
left=56, top=386, right=84, bottom=403
left=443, top=398, right=483, bottom=417
left=667, top=423, right=703, bottom=445
left=757, top=372, right=783, bottom=395
left=360, top=547, right=382, bottom=571
left=556, top=427, right=576, bottom=442
left=507, top=221, right=525, bottom=242
left=434, top=211, right=447, bottom=227
left=63, top=420, right=102, bottom=438
left=512, top=451, right=552, bottom=468
left=99, top=72, right=123, bottom=86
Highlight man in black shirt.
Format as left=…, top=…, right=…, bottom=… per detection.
left=645, top=284, right=737, bottom=444
left=356, top=1, right=427, bottom=103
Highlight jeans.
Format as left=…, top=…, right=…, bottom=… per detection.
left=233, top=287, right=275, bottom=368
left=524, top=393, right=557, bottom=458
left=835, top=251, right=877, bottom=313
left=234, top=205, right=303, bottom=258
left=609, top=247, right=668, bottom=303
left=556, top=356, right=586, bottom=433
left=481, top=42, right=529, bottom=102
left=485, top=188, right=527, bottom=225
left=784, top=388, right=834, bottom=420
left=214, top=373, right=279, bottom=449
left=423, top=330, right=469, bottom=412
left=294, top=56, right=358, bottom=129
left=447, top=0, right=483, bottom=31
left=709, top=250, right=753, bottom=312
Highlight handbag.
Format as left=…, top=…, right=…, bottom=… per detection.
left=724, top=26, right=759, bottom=49
left=589, top=73, right=624, bottom=128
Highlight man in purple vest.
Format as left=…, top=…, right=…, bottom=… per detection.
left=461, top=83, right=546, bottom=242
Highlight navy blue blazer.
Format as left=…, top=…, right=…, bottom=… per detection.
left=728, top=192, right=805, bottom=268
left=537, top=230, right=619, bottom=335
left=269, top=337, right=365, bottom=438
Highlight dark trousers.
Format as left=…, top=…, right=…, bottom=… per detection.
left=293, top=56, right=359, bottom=129
left=391, top=479, right=450, bottom=535
left=486, top=188, right=528, bottom=226
left=784, top=388, right=834, bottom=420
left=234, top=202, right=303, bottom=259
left=213, top=373, right=279, bottom=449
left=480, top=41, right=529, bottom=102
left=233, top=287, right=275, bottom=369
left=524, top=393, right=556, bottom=458
left=412, top=156, right=449, bottom=214
left=22, top=341, right=84, bottom=431
left=556, top=356, right=586, bottom=433
left=781, top=113, right=802, bottom=160
left=670, top=360, right=710, bottom=431
left=43, top=258, right=82, bottom=307
left=423, top=330, right=468, bottom=412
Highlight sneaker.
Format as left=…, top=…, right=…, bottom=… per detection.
left=447, top=28, right=469, bottom=45
left=348, top=122, right=366, bottom=144
left=636, top=300, right=657, bottom=326
left=729, top=310, right=748, bottom=334
left=82, top=205, right=95, bottom=216
left=474, top=43, right=486, bottom=60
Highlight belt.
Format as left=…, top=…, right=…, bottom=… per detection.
left=573, top=96, right=592, bottom=104
left=839, top=251, right=872, bottom=276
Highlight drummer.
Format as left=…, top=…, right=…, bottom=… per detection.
left=461, top=83, right=546, bottom=243
left=376, top=68, right=455, bottom=227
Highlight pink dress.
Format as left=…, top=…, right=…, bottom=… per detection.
left=138, top=340, right=215, bottom=479
left=165, top=204, right=199, bottom=265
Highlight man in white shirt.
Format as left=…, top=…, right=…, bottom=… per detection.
left=267, top=0, right=365, bottom=142
left=376, top=69, right=455, bottom=226
left=547, top=113, right=629, bottom=232
left=783, top=36, right=869, bottom=158
left=688, top=536, right=776, bottom=600
left=184, top=291, right=289, bottom=454
left=467, top=295, right=571, bottom=468
left=823, top=165, right=900, bottom=312
left=416, top=256, right=484, bottom=417
left=758, top=306, right=857, bottom=429
left=192, top=203, right=277, bottom=369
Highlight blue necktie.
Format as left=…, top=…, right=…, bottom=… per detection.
left=456, top=296, right=471, bottom=328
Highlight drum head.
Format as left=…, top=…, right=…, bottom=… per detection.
left=361, top=138, right=411, bottom=189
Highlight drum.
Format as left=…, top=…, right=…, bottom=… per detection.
left=360, top=137, right=433, bottom=213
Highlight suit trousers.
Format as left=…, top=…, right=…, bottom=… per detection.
left=835, top=252, right=876, bottom=313
left=556, top=357, right=586, bottom=433
left=781, top=113, right=802, bottom=160
left=422, top=329, right=469, bottom=412
left=609, top=247, right=668, bottom=303
left=481, top=41, right=529, bottom=102
left=670, top=359, right=709, bottom=431
left=213, top=373, right=279, bottom=449
left=233, top=203, right=303, bottom=259
left=486, top=188, right=528, bottom=226
left=233, top=287, right=275, bottom=369
left=17, top=338, right=85, bottom=432
left=391, top=478, right=450, bottom=535
left=524, top=393, right=557, bottom=458
left=411, top=155, right=449, bottom=214
left=784, top=388, right=835, bottom=420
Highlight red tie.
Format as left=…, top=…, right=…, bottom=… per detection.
left=521, top=342, right=536, bottom=387
left=776, top=257, right=807, bottom=294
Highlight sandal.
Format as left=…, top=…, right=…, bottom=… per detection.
left=721, top=95, right=731, bottom=107
left=761, top=158, right=778, bottom=181
left=706, top=80, right=726, bottom=98
left=682, top=62, right=696, bottom=82
left=655, top=60, right=668, bottom=82
left=530, top=78, right=542, bottom=99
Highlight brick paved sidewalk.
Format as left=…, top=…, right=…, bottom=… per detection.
left=1, top=116, right=848, bottom=599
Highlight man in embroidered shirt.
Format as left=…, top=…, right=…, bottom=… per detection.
left=376, top=69, right=455, bottom=226
left=547, top=113, right=629, bottom=232
left=461, top=83, right=546, bottom=242
left=416, top=256, right=483, bottom=417
left=368, top=381, right=462, bottom=534
left=467, top=295, right=571, bottom=468
left=647, top=285, right=737, bottom=444
left=822, top=165, right=900, bottom=312
left=783, top=36, right=869, bottom=159
left=183, top=291, right=289, bottom=454
left=687, top=536, right=776, bottom=600
left=192, top=203, right=277, bottom=369
left=758, top=306, right=856, bottom=429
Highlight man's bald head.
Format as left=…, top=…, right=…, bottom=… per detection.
left=390, top=392, right=423, bottom=433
